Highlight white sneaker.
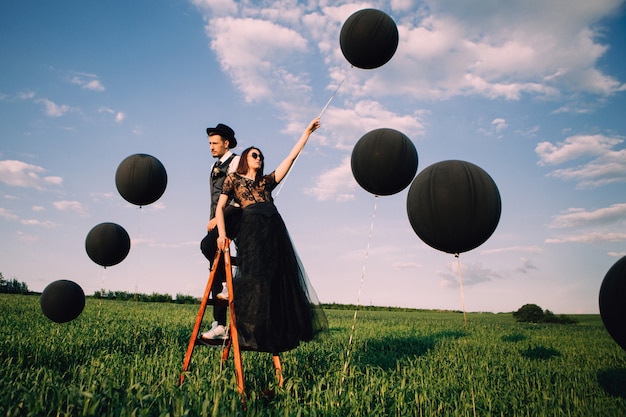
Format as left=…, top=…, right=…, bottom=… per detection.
left=216, top=282, right=229, bottom=300
left=201, top=321, right=228, bottom=340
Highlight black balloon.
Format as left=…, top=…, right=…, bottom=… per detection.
left=406, top=160, right=501, bottom=254
left=351, top=128, right=418, bottom=196
left=115, top=153, right=167, bottom=206
left=40, top=280, right=85, bottom=323
left=340, top=8, right=399, bottom=69
left=599, top=256, right=626, bottom=351
left=85, top=222, right=131, bottom=267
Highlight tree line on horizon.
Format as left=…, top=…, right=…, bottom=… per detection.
left=0, top=272, right=29, bottom=295
left=1, top=273, right=580, bottom=321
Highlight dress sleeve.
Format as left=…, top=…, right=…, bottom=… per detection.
left=265, top=172, right=278, bottom=192
left=222, top=173, right=235, bottom=196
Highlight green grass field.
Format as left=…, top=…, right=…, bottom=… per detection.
left=2, top=293, right=626, bottom=416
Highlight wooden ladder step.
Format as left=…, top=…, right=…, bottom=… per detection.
left=195, top=337, right=231, bottom=347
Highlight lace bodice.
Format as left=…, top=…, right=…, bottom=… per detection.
left=222, top=172, right=277, bottom=208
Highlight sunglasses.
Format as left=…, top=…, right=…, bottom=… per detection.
left=250, top=151, right=264, bottom=161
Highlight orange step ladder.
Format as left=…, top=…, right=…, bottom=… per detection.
left=178, top=239, right=284, bottom=402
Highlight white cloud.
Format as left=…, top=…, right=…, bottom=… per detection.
left=548, top=157, right=626, bottom=188
left=324, top=101, right=426, bottom=150
left=36, top=98, right=73, bottom=117
left=147, top=201, right=166, bottom=211
left=492, top=118, right=508, bottom=133
left=207, top=16, right=309, bottom=103
left=480, top=117, right=509, bottom=137
left=550, top=103, right=597, bottom=115
left=439, top=260, right=501, bottom=287
left=191, top=0, right=237, bottom=16
left=536, top=134, right=623, bottom=165
left=69, top=72, right=105, bottom=92
left=515, top=257, right=539, bottom=274
left=480, top=245, right=543, bottom=255
left=0, top=160, right=63, bottom=190
left=20, top=219, right=58, bottom=228
left=53, top=200, right=88, bottom=216
left=17, top=91, right=35, bottom=100
left=321, top=0, right=622, bottom=101
left=304, top=156, right=356, bottom=201
left=191, top=0, right=624, bottom=150
left=392, top=261, right=422, bottom=269
left=0, top=208, right=19, bottom=220
left=16, top=231, right=40, bottom=243
left=546, top=232, right=626, bottom=244
left=418, top=0, right=624, bottom=94
left=99, top=107, right=126, bottom=123
left=1, top=203, right=60, bottom=228
left=550, top=203, right=626, bottom=229
left=89, top=192, right=116, bottom=202
left=391, top=0, right=417, bottom=12
left=546, top=203, right=626, bottom=245
left=535, top=134, right=626, bottom=188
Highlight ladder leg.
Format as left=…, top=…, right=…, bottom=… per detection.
left=223, top=245, right=246, bottom=403
left=179, top=248, right=222, bottom=385
left=273, top=355, right=284, bottom=387
left=220, top=342, right=231, bottom=372
left=179, top=238, right=247, bottom=409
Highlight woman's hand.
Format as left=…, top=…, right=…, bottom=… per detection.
left=217, top=235, right=228, bottom=251
left=307, top=117, right=321, bottom=134
left=275, top=116, right=321, bottom=183
left=215, top=194, right=229, bottom=249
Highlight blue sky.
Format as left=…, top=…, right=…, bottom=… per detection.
left=1, top=0, right=625, bottom=314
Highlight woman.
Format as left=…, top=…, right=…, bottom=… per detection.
left=215, top=117, right=327, bottom=353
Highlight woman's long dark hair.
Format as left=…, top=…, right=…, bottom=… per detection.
left=236, top=147, right=265, bottom=181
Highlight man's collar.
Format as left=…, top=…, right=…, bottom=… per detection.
left=218, top=151, right=233, bottom=163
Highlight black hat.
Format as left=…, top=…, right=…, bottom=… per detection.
left=206, top=123, right=237, bottom=148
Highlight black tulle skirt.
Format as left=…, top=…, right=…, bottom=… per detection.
left=232, top=202, right=327, bottom=353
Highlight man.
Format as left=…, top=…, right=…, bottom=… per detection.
left=200, top=123, right=240, bottom=340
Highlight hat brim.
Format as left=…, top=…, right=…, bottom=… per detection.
left=206, top=128, right=237, bottom=148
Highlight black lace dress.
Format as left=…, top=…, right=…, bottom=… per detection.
left=221, top=172, right=327, bottom=353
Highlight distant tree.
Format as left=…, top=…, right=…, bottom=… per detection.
left=175, top=293, right=198, bottom=304
left=513, top=304, right=578, bottom=324
left=513, top=304, right=545, bottom=323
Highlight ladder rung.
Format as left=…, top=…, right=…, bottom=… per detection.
left=196, top=337, right=231, bottom=347
left=206, top=298, right=228, bottom=306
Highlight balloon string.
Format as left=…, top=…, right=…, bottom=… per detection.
left=95, top=266, right=107, bottom=338
left=455, top=254, right=476, bottom=415
left=455, top=253, right=467, bottom=328
left=339, top=195, right=378, bottom=396
left=455, top=253, right=476, bottom=416
left=134, top=206, right=144, bottom=324
left=99, top=267, right=107, bottom=316
left=275, top=78, right=345, bottom=198
left=317, top=78, right=345, bottom=119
